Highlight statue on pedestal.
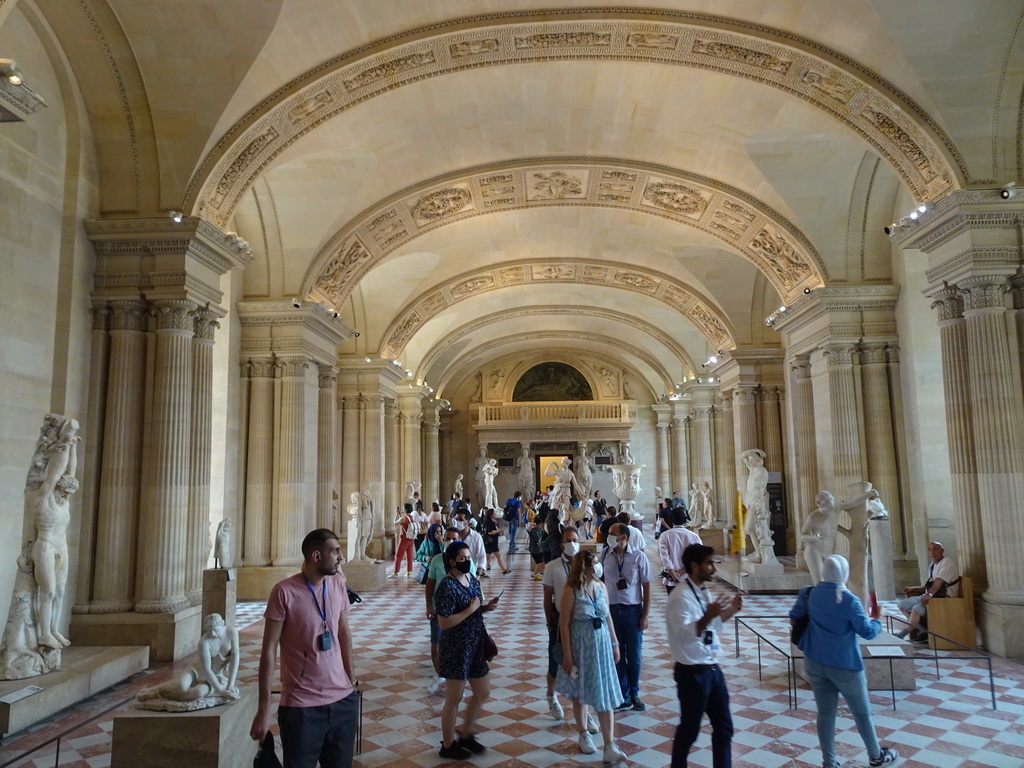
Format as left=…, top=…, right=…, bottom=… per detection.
left=137, top=613, right=240, bottom=711
left=474, top=446, right=488, bottom=504
left=482, top=458, right=500, bottom=509
left=699, top=482, right=715, bottom=528
left=687, top=483, right=703, bottom=528
left=547, top=457, right=585, bottom=523
left=574, top=443, right=593, bottom=500
left=213, top=518, right=233, bottom=569
left=740, top=449, right=778, bottom=565
left=838, top=482, right=879, bottom=603
left=609, top=463, right=644, bottom=516
left=619, top=442, right=635, bottom=465
left=516, top=446, right=535, bottom=501
left=800, top=491, right=838, bottom=585
left=454, top=474, right=464, bottom=498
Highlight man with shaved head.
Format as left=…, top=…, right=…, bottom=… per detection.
left=895, top=541, right=960, bottom=643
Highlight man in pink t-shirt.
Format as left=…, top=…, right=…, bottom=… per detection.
left=250, top=529, right=359, bottom=768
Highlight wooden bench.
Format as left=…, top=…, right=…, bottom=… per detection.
left=927, top=575, right=975, bottom=650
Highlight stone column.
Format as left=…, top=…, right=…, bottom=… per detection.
left=1011, top=274, right=1024, bottom=401
left=789, top=357, right=818, bottom=569
left=652, top=403, right=672, bottom=496
left=361, top=394, right=386, bottom=541
left=439, top=409, right=454, bottom=503
left=91, top=300, right=148, bottom=612
left=399, top=393, right=423, bottom=499
left=824, top=343, right=863, bottom=490
left=185, top=308, right=219, bottom=605
left=422, top=403, right=441, bottom=504
left=243, top=359, right=275, bottom=566
left=136, top=298, right=196, bottom=614
left=340, top=394, right=361, bottom=508
left=760, top=387, right=784, bottom=473
left=732, top=386, right=759, bottom=461
left=272, top=357, right=309, bottom=567
left=384, top=398, right=399, bottom=533
left=74, top=304, right=111, bottom=613
left=960, top=278, right=1024, bottom=610
left=317, top=365, right=338, bottom=532
left=689, top=405, right=713, bottom=489
left=859, top=341, right=904, bottom=555
left=717, top=392, right=737, bottom=527
left=671, top=401, right=689, bottom=496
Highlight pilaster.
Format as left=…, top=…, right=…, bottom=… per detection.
left=670, top=401, right=689, bottom=496
left=272, top=356, right=309, bottom=567
left=788, top=357, right=817, bottom=566
left=422, top=401, right=442, bottom=504
left=243, top=358, right=275, bottom=566
left=824, top=342, right=863, bottom=491
left=716, top=392, right=737, bottom=528
left=652, top=403, right=672, bottom=496
left=317, top=365, right=338, bottom=532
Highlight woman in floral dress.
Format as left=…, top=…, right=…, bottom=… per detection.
left=435, top=541, right=500, bottom=760
left=556, top=549, right=627, bottom=763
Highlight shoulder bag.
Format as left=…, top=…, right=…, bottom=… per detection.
left=790, top=586, right=811, bottom=644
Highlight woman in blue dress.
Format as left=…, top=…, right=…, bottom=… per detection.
left=555, top=549, right=627, bottom=763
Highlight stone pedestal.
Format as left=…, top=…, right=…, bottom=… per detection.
left=236, top=567, right=295, bottom=601
left=111, top=683, right=258, bottom=768
left=202, top=569, right=237, bottom=628
left=868, top=518, right=896, bottom=600
left=343, top=561, right=387, bottom=594
left=0, top=646, right=150, bottom=736
left=346, top=516, right=360, bottom=563
left=715, top=557, right=811, bottom=594
left=742, top=559, right=784, bottom=576
left=610, top=464, right=644, bottom=517
left=794, top=631, right=916, bottom=691
left=71, top=606, right=201, bottom=662
left=697, top=527, right=730, bottom=553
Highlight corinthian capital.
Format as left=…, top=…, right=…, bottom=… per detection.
left=192, top=308, right=220, bottom=341
left=823, top=343, right=856, bottom=367
left=929, top=287, right=963, bottom=322
left=959, top=277, right=1008, bottom=312
left=277, top=357, right=309, bottom=378
left=858, top=342, right=888, bottom=365
left=109, top=299, right=149, bottom=332
left=152, top=298, right=197, bottom=332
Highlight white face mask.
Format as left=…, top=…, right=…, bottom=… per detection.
left=593, top=561, right=604, bottom=580
left=563, top=541, right=580, bottom=557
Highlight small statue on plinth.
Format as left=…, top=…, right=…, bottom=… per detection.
left=454, top=474, right=464, bottom=498
left=482, top=459, right=500, bottom=509
left=699, top=482, right=715, bottom=529
left=213, top=518, right=233, bottom=569
left=740, top=449, right=778, bottom=566
left=137, top=613, right=240, bottom=711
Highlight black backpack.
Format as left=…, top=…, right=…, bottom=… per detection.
left=503, top=500, right=517, bottom=521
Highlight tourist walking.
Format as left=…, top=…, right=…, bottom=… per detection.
left=483, top=507, right=511, bottom=574
left=424, top=527, right=474, bottom=695
left=435, top=541, right=500, bottom=760
left=789, top=555, right=899, bottom=768
left=390, top=504, right=416, bottom=578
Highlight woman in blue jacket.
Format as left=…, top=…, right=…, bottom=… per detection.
left=789, top=555, right=899, bottom=768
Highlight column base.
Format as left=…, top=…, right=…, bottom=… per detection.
left=235, top=566, right=295, bottom=601
left=70, top=605, right=201, bottom=662
left=978, top=600, right=1024, bottom=657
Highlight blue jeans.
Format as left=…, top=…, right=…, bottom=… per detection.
left=672, top=663, right=732, bottom=768
left=803, top=658, right=881, bottom=768
left=278, top=692, right=358, bottom=768
left=508, top=518, right=519, bottom=548
left=609, top=603, right=643, bottom=699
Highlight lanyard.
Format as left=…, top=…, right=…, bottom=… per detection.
left=305, top=577, right=328, bottom=631
left=584, top=587, right=600, bottom=619
left=686, top=578, right=708, bottom=616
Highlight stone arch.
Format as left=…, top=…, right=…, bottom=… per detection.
left=418, top=307, right=699, bottom=382
left=373, top=258, right=736, bottom=359
left=303, top=158, right=826, bottom=307
left=186, top=10, right=966, bottom=226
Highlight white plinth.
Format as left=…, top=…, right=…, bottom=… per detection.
left=343, top=561, right=387, bottom=594
left=742, top=559, right=784, bottom=576
left=869, top=518, right=896, bottom=601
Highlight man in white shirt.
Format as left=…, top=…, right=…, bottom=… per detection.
left=666, top=544, right=742, bottom=768
left=454, top=513, right=487, bottom=576
left=896, top=540, right=960, bottom=642
left=610, top=510, right=646, bottom=551
left=659, top=508, right=702, bottom=593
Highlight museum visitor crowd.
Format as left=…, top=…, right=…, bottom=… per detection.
left=241, top=486, right=957, bottom=768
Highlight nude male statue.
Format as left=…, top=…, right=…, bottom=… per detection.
left=800, top=491, right=838, bottom=585
left=547, top=457, right=585, bottom=523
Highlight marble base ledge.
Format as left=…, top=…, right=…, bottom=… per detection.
left=0, top=645, right=149, bottom=736
left=71, top=605, right=201, bottom=662
left=342, top=561, right=388, bottom=594
left=715, top=558, right=811, bottom=594
left=203, top=568, right=237, bottom=628
left=235, top=566, right=296, bottom=601
left=111, top=682, right=258, bottom=768
left=794, top=631, right=916, bottom=691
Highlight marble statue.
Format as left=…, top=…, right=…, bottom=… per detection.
left=574, top=444, right=594, bottom=499
left=800, top=491, right=838, bottom=585
left=482, top=458, right=500, bottom=509
left=137, top=613, right=240, bottom=711
left=838, top=482, right=879, bottom=603
left=516, top=446, right=535, bottom=500
left=469, top=371, right=482, bottom=403
left=474, top=446, right=488, bottom=504
left=454, top=474, right=464, bottom=497
left=654, top=485, right=663, bottom=501
left=620, top=442, right=635, bottom=465
left=346, top=491, right=361, bottom=563
left=213, top=518, right=233, bottom=569
left=547, top=457, right=585, bottom=523
left=610, top=463, right=644, bottom=516
left=687, top=483, right=703, bottom=528
left=740, top=449, right=777, bottom=565
left=359, top=487, right=377, bottom=561
left=406, top=480, right=421, bottom=503
left=699, top=481, right=715, bottom=529
left=1, top=542, right=47, bottom=679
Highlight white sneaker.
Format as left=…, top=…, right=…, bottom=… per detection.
left=602, top=743, right=626, bottom=764
left=586, top=711, right=599, bottom=734
left=547, top=696, right=564, bottom=720
left=427, top=676, right=445, bottom=696
left=578, top=732, right=596, bottom=754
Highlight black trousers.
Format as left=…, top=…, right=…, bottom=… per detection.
left=671, top=663, right=733, bottom=768
left=278, top=692, right=359, bottom=768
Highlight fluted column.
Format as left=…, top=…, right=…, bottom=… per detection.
left=960, top=278, right=1024, bottom=607
left=671, top=401, right=689, bottom=495
left=789, top=358, right=818, bottom=568
left=317, top=365, right=338, bottom=532
left=92, top=300, right=148, bottom=612
left=136, top=298, right=195, bottom=614
left=361, top=394, right=386, bottom=540
left=272, top=357, right=309, bottom=566
left=340, top=394, right=361, bottom=509
left=733, top=386, right=759, bottom=461
left=243, top=359, right=275, bottom=566
left=760, top=387, right=784, bottom=473
left=689, top=405, right=713, bottom=487
left=859, top=341, right=904, bottom=555
left=384, top=398, right=399, bottom=533
left=399, top=393, right=423, bottom=499
left=1012, top=274, right=1024, bottom=395
left=824, top=343, right=863, bottom=490
left=717, top=392, right=736, bottom=527
left=439, top=410, right=454, bottom=502
left=74, top=304, right=111, bottom=613
left=185, top=309, right=218, bottom=605
left=422, top=403, right=441, bottom=504
left=652, top=403, right=671, bottom=496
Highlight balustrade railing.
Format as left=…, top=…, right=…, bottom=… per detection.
left=477, top=401, right=631, bottom=424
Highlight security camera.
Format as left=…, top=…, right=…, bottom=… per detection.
left=291, top=298, right=301, bottom=309
left=1000, top=182, right=1016, bottom=199
left=331, top=311, right=339, bottom=319
left=883, top=224, right=896, bottom=236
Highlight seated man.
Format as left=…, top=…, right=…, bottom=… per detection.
left=896, top=540, right=960, bottom=642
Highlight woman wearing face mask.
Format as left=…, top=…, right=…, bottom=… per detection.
left=555, top=549, right=626, bottom=764
left=416, top=523, right=444, bottom=565
left=435, top=541, right=500, bottom=760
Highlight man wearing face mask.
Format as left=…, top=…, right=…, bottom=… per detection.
left=454, top=514, right=487, bottom=577
left=600, top=523, right=653, bottom=712
left=541, top=527, right=595, bottom=735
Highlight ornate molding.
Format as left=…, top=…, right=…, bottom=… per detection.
left=248, top=357, right=276, bottom=378
left=374, top=258, right=735, bottom=358
left=318, top=364, right=339, bottom=389
left=277, top=357, right=310, bottom=378
left=108, top=299, right=148, bottom=332
left=929, top=287, right=964, bottom=323
left=187, top=11, right=964, bottom=224
left=823, top=342, right=857, bottom=367
left=192, top=308, right=220, bottom=341
left=858, top=342, right=888, bottom=365
left=152, top=299, right=196, bottom=332
left=302, top=158, right=824, bottom=308
left=959, top=277, right=1009, bottom=312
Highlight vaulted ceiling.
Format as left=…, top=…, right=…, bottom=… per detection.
left=37, top=0, right=1024, bottom=399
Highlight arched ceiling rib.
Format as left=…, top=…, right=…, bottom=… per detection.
left=303, top=158, right=825, bottom=307
left=374, top=259, right=736, bottom=359
left=186, top=10, right=966, bottom=225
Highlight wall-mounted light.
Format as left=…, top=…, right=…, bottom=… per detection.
left=1001, top=182, right=1016, bottom=199
left=169, top=210, right=184, bottom=223
left=0, top=59, right=24, bottom=86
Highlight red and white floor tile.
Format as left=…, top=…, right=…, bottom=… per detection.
left=3, top=533, right=1023, bottom=768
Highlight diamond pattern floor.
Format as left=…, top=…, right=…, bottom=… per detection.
left=2, top=533, right=1023, bottom=768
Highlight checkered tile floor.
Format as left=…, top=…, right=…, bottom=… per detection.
left=3, top=531, right=1024, bottom=768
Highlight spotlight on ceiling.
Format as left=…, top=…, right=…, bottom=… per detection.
left=0, top=58, right=24, bottom=86
left=1000, top=182, right=1016, bottom=199
left=169, top=210, right=184, bottom=223
left=803, top=287, right=812, bottom=295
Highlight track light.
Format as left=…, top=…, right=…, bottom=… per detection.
left=1001, top=182, right=1016, bottom=199
left=291, top=297, right=301, bottom=309
left=169, top=210, right=183, bottom=223
left=803, top=287, right=812, bottom=295
left=0, top=59, right=23, bottom=86
left=364, top=357, right=371, bottom=363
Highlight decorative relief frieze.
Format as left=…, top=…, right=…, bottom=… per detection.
left=342, top=51, right=436, bottom=92
left=614, top=270, right=658, bottom=292
left=661, top=285, right=692, bottom=305
left=386, top=313, right=422, bottom=350
left=642, top=180, right=709, bottom=217
left=527, top=170, right=587, bottom=200
left=748, top=227, right=814, bottom=288
left=861, top=108, right=933, bottom=181
left=421, top=293, right=448, bottom=315
left=533, top=264, right=576, bottom=280
left=582, top=265, right=610, bottom=282
left=689, top=304, right=729, bottom=344
left=314, top=239, right=371, bottom=305
left=211, top=128, right=279, bottom=208
left=692, top=38, right=791, bottom=74
left=451, top=275, right=495, bottom=297
left=410, top=186, right=473, bottom=224
left=626, top=32, right=678, bottom=50
left=287, top=89, right=334, bottom=124
left=722, top=199, right=756, bottom=222
left=514, top=31, right=612, bottom=49
left=801, top=70, right=856, bottom=104
left=497, top=266, right=527, bottom=283
left=451, top=38, right=500, bottom=57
